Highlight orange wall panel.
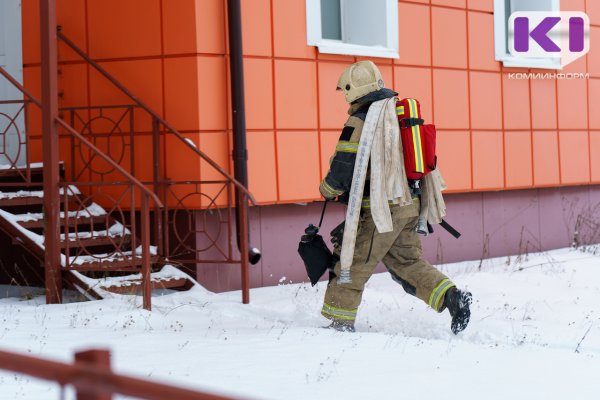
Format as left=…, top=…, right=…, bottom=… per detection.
left=91, top=60, right=163, bottom=110
left=468, top=12, right=500, bottom=71
left=502, top=74, right=531, bottom=130
left=244, top=58, right=274, bottom=130
left=589, top=27, right=600, bottom=78
left=533, top=131, right=560, bottom=186
left=90, top=59, right=163, bottom=132
left=318, top=62, right=351, bottom=129
left=472, top=131, right=504, bottom=189
left=164, top=57, right=200, bottom=131
left=164, top=133, right=201, bottom=182
left=530, top=77, right=558, bottom=130
left=589, top=79, right=600, bottom=129
left=274, top=60, right=318, bottom=129
left=56, top=0, right=88, bottom=62
left=591, top=131, right=600, bottom=182
left=562, top=0, right=586, bottom=12
left=467, top=0, right=493, bottom=12
left=433, top=69, right=469, bottom=128
left=130, top=135, right=154, bottom=182
left=58, top=64, right=89, bottom=108
left=21, top=0, right=40, bottom=65
left=587, top=0, right=600, bottom=25
left=557, top=77, right=588, bottom=130
left=23, top=67, right=42, bottom=136
left=247, top=131, right=278, bottom=203
left=241, top=0, right=272, bottom=57
left=272, top=0, right=316, bottom=59
left=469, top=72, right=502, bottom=129
left=196, top=0, right=226, bottom=54
left=199, top=131, right=230, bottom=207
left=394, top=66, right=433, bottom=123
left=436, top=130, right=471, bottom=191
left=431, top=7, right=467, bottom=69
left=198, top=56, right=228, bottom=131
left=87, top=0, right=161, bottom=59
left=559, top=131, right=590, bottom=184
left=398, top=2, right=431, bottom=66
left=320, top=131, right=340, bottom=180
left=432, top=0, right=466, bottom=8
left=276, top=131, right=320, bottom=201
left=505, top=131, right=533, bottom=188
left=162, top=0, right=197, bottom=55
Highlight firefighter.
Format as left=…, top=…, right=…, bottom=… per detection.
left=320, top=60, right=472, bottom=334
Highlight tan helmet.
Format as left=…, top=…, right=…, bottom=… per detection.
left=336, top=60, right=385, bottom=103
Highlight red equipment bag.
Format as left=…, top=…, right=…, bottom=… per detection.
left=396, top=98, right=437, bottom=181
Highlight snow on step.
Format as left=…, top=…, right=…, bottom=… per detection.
left=92, top=265, right=190, bottom=289
left=69, top=265, right=195, bottom=299
left=0, top=162, right=44, bottom=170
left=60, top=222, right=131, bottom=241
left=66, top=245, right=158, bottom=266
left=12, top=202, right=107, bottom=223
left=0, top=185, right=80, bottom=200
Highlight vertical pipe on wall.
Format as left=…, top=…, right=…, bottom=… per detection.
left=227, top=0, right=261, bottom=302
left=40, top=0, right=62, bottom=304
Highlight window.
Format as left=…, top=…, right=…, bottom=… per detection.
left=306, top=0, right=399, bottom=59
left=494, top=0, right=561, bottom=69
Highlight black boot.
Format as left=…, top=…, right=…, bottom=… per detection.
left=327, top=320, right=355, bottom=333
left=443, top=287, right=472, bottom=335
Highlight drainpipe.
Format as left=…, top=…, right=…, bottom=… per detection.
left=227, top=0, right=261, bottom=265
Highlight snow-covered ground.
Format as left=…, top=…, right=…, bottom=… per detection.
left=1, top=246, right=599, bottom=400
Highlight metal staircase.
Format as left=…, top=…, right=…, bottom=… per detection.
left=0, top=27, right=256, bottom=309
left=0, top=163, right=194, bottom=301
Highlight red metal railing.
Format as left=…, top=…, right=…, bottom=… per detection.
left=0, top=348, right=243, bottom=400
left=0, top=65, right=162, bottom=310
left=0, top=22, right=256, bottom=306
left=57, top=30, right=256, bottom=303
left=0, top=99, right=31, bottom=182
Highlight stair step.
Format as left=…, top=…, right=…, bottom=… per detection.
left=0, top=162, right=64, bottom=186
left=64, top=255, right=160, bottom=272
left=65, top=265, right=197, bottom=300
left=0, top=191, right=79, bottom=207
left=101, top=277, right=193, bottom=294
left=60, top=234, right=129, bottom=249
left=18, top=215, right=108, bottom=229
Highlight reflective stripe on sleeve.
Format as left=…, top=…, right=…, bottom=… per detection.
left=320, top=180, right=344, bottom=197
left=335, top=140, right=359, bottom=153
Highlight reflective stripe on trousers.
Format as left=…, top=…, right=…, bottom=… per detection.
left=428, top=278, right=455, bottom=312
left=322, top=302, right=358, bottom=321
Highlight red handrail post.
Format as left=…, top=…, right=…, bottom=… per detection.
left=40, top=0, right=62, bottom=304
left=151, top=117, right=164, bottom=256
left=75, top=349, right=112, bottom=400
left=238, top=192, right=250, bottom=304
left=141, top=193, right=152, bottom=311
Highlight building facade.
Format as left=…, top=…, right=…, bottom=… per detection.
left=18, top=0, right=600, bottom=292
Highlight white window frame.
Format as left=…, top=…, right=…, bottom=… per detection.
left=494, top=0, right=561, bottom=69
left=306, top=0, right=399, bottom=59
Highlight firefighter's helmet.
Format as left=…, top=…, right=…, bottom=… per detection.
left=336, top=60, right=385, bottom=103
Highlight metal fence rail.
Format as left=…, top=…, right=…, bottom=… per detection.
left=0, top=348, right=245, bottom=400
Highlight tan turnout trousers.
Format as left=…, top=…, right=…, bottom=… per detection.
left=322, top=198, right=455, bottom=324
